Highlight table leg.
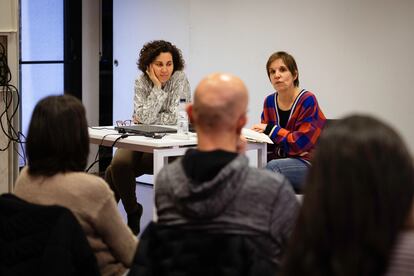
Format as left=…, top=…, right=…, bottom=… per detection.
left=246, top=142, right=267, bottom=168
left=257, top=143, right=267, bottom=168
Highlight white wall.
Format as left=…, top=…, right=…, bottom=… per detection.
left=83, top=0, right=100, bottom=173
left=0, top=0, right=18, bottom=32
left=114, top=0, right=414, bottom=153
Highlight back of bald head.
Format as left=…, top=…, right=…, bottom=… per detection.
left=192, top=73, right=248, bottom=131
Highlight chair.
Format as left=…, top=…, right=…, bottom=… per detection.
left=128, top=221, right=278, bottom=276
left=0, top=193, right=100, bottom=276
left=324, top=118, right=337, bottom=129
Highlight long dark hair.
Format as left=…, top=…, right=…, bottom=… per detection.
left=281, top=114, right=414, bottom=276
left=26, top=94, right=89, bottom=176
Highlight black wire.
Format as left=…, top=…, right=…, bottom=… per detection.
left=0, top=41, right=25, bottom=165
left=0, top=85, right=21, bottom=141
left=85, top=133, right=129, bottom=173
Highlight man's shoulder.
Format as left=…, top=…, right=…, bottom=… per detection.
left=160, top=157, right=183, bottom=173
left=245, top=166, right=286, bottom=185
left=155, top=158, right=185, bottom=187
left=242, top=166, right=296, bottom=196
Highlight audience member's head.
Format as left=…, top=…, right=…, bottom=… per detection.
left=282, top=114, right=414, bottom=276
left=189, top=73, right=248, bottom=135
left=26, top=94, right=89, bottom=176
left=137, top=40, right=185, bottom=73
left=266, top=51, right=299, bottom=87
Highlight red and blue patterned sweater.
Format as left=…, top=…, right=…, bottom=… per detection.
left=261, top=89, right=326, bottom=163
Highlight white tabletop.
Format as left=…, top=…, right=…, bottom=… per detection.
left=89, top=126, right=267, bottom=171
left=88, top=126, right=197, bottom=149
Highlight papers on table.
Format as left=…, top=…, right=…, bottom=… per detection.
left=242, top=128, right=273, bottom=144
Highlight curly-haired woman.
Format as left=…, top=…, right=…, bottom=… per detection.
left=105, top=40, right=191, bottom=235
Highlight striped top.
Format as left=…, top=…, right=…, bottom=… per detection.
left=261, top=89, right=326, bottom=162
left=385, top=231, right=414, bottom=276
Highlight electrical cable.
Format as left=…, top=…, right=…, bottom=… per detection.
left=85, top=132, right=130, bottom=173
left=0, top=41, right=25, bottom=165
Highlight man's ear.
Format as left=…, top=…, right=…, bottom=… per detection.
left=186, top=103, right=194, bottom=124
left=236, top=113, right=247, bottom=134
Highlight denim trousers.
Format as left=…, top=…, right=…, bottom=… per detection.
left=265, top=158, right=309, bottom=192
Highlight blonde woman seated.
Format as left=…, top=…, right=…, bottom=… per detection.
left=14, top=95, right=137, bottom=276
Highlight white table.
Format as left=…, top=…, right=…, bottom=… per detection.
left=88, top=126, right=267, bottom=178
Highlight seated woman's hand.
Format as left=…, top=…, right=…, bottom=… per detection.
left=251, top=123, right=267, bottom=133
left=133, top=115, right=140, bottom=124
left=146, top=64, right=162, bottom=89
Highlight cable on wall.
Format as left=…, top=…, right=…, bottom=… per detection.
left=0, top=41, right=26, bottom=163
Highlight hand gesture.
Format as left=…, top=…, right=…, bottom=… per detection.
left=251, top=123, right=267, bottom=133
left=146, top=64, right=162, bottom=89
left=133, top=115, right=140, bottom=124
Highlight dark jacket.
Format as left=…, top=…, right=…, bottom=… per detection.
left=156, top=151, right=300, bottom=265
left=129, top=221, right=278, bottom=276
left=0, top=193, right=100, bottom=276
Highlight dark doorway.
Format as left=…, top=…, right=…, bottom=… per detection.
left=99, top=0, right=113, bottom=172
left=64, top=0, right=82, bottom=99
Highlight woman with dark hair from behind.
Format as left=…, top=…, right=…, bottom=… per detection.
left=14, top=95, right=138, bottom=276
left=281, top=114, right=414, bottom=276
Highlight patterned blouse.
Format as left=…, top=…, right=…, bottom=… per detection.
left=133, top=70, right=191, bottom=125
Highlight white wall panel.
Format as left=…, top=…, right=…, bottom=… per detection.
left=114, top=0, right=414, bottom=153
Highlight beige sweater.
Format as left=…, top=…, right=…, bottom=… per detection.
left=14, top=167, right=138, bottom=276
left=385, top=230, right=414, bottom=275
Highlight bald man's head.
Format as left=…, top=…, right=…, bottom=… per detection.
left=191, top=73, right=248, bottom=132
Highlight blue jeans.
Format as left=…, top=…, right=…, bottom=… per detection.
left=265, top=158, right=309, bottom=192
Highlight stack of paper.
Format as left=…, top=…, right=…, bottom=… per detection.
left=242, top=128, right=273, bottom=144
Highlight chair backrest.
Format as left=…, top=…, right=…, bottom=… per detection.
left=324, top=118, right=337, bottom=129
left=0, top=193, right=100, bottom=276
left=128, top=221, right=278, bottom=276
